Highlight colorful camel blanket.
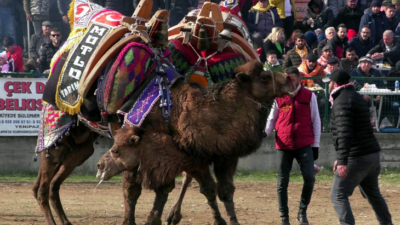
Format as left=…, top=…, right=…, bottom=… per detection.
left=49, top=0, right=124, bottom=115
left=121, top=63, right=183, bottom=127
left=36, top=104, right=75, bottom=153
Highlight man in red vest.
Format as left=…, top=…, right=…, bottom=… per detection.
left=265, top=66, right=321, bottom=225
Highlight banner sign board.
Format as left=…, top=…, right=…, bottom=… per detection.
left=0, top=77, right=47, bottom=136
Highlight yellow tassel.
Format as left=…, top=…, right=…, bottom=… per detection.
left=68, top=0, right=75, bottom=30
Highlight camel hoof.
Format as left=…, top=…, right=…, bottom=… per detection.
left=165, top=209, right=182, bottom=225
left=146, top=214, right=162, bottom=225
left=122, top=220, right=136, bottom=225
left=213, top=217, right=227, bottom=225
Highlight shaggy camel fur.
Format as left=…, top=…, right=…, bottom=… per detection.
left=96, top=60, right=293, bottom=224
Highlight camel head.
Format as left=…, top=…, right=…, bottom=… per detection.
left=96, top=128, right=141, bottom=181
left=234, top=60, right=292, bottom=101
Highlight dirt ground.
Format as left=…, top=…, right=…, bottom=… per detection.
left=0, top=180, right=399, bottom=225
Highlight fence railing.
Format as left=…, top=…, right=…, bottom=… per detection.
left=302, top=76, right=400, bottom=133
left=0, top=73, right=398, bottom=133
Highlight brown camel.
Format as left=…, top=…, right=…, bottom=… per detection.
left=96, top=60, right=293, bottom=224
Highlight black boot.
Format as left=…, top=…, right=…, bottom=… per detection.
left=297, top=211, right=309, bottom=225
left=281, top=217, right=290, bottom=225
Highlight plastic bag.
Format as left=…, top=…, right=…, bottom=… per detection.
left=379, top=117, right=394, bottom=129
left=370, top=106, right=377, bottom=127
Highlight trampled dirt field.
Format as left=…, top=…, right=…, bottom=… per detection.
left=0, top=180, right=399, bottom=225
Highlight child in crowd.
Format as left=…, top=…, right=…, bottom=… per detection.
left=263, top=50, right=284, bottom=72
left=0, top=51, right=9, bottom=73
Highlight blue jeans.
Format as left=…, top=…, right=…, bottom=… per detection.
left=277, top=145, right=315, bottom=218
left=305, top=30, right=325, bottom=47
left=0, top=7, right=16, bottom=45
left=330, top=152, right=392, bottom=225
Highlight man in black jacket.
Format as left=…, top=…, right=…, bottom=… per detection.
left=324, top=69, right=393, bottom=225
left=348, top=25, right=375, bottom=58
left=336, top=0, right=363, bottom=33
left=368, top=30, right=400, bottom=70
left=39, top=28, right=61, bottom=72
left=328, top=24, right=349, bottom=59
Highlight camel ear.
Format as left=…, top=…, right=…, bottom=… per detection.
left=236, top=72, right=252, bottom=83
left=129, top=135, right=141, bottom=146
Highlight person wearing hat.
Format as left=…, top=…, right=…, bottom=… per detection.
left=336, top=0, right=364, bottom=34
left=340, top=47, right=359, bottom=73
left=349, top=25, right=376, bottom=58
left=359, top=0, right=391, bottom=44
left=318, top=45, right=335, bottom=67
left=367, top=30, right=400, bottom=70
left=23, top=0, right=51, bottom=35
left=324, top=57, right=340, bottom=74
left=265, top=66, right=320, bottom=225
left=29, top=20, right=52, bottom=65
left=298, top=53, right=326, bottom=87
left=350, top=56, right=384, bottom=96
left=324, top=69, right=393, bottom=225
left=302, top=0, right=335, bottom=47
left=393, top=0, right=400, bottom=9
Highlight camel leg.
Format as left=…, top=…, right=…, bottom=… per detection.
left=122, top=170, right=142, bottom=225
left=165, top=172, right=193, bottom=225
left=190, top=167, right=227, bottom=225
left=214, top=158, right=240, bottom=225
left=49, top=134, right=95, bottom=225
left=33, top=150, right=59, bottom=225
left=145, top=180, right=176, bottom=225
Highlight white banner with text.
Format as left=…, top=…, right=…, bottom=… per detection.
left=0, top=77, right=47, bottom=136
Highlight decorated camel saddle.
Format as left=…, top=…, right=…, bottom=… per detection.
left=36, top=0, right=182, bottom=153
left=167, top=1, right=258, bottom=88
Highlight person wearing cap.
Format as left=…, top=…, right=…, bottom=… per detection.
left=324, top=69, right=393, bottom=225
left=340, top=47, right=359, bottom=73
left=29, top=20, right=51, bottom=64
left=324, top=57, right=340, bottom=74
left=359, top=0, right=391, bottom=44
left=367, top=30, right=400, bottom=70
left=349, top=25, right=375, bottom=58
left=393, top=0, right=400, bottom=9
left=302, top=0, right=335, bottom=47
left=23, top=0, right=50, bottom=35
left=336, top=0, right=364, bottom=34
left=298, top=53, right=326, bottom=87
left=327, top=24, right=349, bottom=59
left=265, top=66, right=320, bottom=225
left=317, top=27, right=336, bottom=56
left=350, top=56, right=384, bottom=97
left=318, top=45, right=335, bottom=67
left=283, top=33, right=311, bottom=70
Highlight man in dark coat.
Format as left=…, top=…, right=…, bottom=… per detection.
left=359, top=0, right=391, bottom=44
left=328, top=24, right=349, bottom=59
left=39, top=28, right=62, bottom=72
left=283, top=33, right=311, bottom=70
left=367, top=30, right=400, bottom=69
left=348, top=25, right=375, bottom=58
left=385, top=4, right=400, bottom=32
left=317, top=26, right=335, bottom=56
left=335, top=0, right=363, bottom=33
left=325, top=69, right=393, bottom=225
left=302, top=0, right=335, bottom=47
